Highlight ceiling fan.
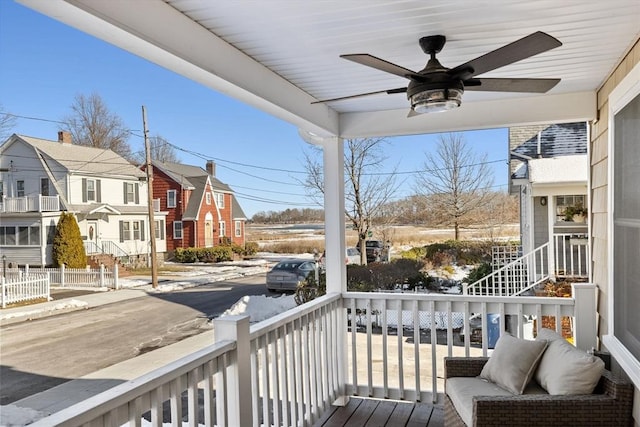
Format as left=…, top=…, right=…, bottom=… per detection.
left=313, top=31, right=562, bottom=115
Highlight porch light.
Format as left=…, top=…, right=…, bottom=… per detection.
left=410, top=87, right=463, bottom=114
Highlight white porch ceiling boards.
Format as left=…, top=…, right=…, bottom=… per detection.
left=19, top=0, right=640, bottom=138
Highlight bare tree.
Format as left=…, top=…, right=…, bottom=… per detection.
left=0, top=104, right=17, bottom=141
left=133, top=135, right=179, bottom=164
left=303, top=137, right=400, bottom=263
left=415, top=133, right=495, bottom=240
left=62, top=93, right=132, bottom=159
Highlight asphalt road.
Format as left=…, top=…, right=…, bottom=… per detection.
left=0, top=274, right=271, bottom=405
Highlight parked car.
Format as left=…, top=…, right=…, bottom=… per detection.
left=365, top=240, right=385, bottom=263
left=346, top=247, right=361, bottom=265
left=266, top=259, right=317, bottom=292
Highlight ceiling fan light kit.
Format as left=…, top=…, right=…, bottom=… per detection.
left=316, top=31, right=562, bottom=115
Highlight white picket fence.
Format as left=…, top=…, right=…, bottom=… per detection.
left=1, top=274, right=50, bottom=308
left=4, top=264, right=119, bottom=289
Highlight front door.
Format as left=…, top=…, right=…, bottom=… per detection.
left=87, top=221, right=98, bottom=253
left=204, top=220, right=213, bottom=247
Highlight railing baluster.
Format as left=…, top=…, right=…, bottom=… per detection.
left=381, top=299, right=389, bottom=398
left=366, top=298, right=373, bottom=396
left=413, top=300, right=421, bottom=400
left=396, top=299, right=404, bottom=399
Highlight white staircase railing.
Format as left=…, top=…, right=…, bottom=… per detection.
left=465, top=242, right=550, bottom=296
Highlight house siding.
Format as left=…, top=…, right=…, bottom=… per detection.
left=590, top=37, right=639, bottom=422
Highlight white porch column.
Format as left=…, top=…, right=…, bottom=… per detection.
left=319, top=136, right=346, bottom=294
left=547, top=194, right=557, bottom=279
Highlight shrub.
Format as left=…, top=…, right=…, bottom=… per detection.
left=295, top=272, right=326, bottom=305
left=464, top=262, right=492, bottom=284
left=52, top=212, right=86, bottom=268
left=174, top=247, right=198, bottom=263
left=244, top=241, right=259, bottom=256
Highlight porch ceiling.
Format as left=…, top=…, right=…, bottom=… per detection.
left=19, top=0, right=640, bottom=138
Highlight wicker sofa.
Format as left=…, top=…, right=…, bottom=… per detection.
left=444, top=356, right=634, bottom=427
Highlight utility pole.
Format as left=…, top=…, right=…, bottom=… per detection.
left=142, top=106, right=158, bottom=288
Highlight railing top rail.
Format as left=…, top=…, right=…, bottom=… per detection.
left=29, top=340, right=237, bottom=427
left=342, top=290, right=576, bottom=306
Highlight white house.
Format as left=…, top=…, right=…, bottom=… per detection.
left=0, top=132, right=167, bottom=266
left=509, top=122, right=589, bottom=279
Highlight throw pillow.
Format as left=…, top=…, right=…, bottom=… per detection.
left=535, top=328, right=605, bottom=394
left=480, top=332, right=548, bottom=394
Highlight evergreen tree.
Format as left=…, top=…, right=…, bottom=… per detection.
left=52, top=212, right=87, bottom=268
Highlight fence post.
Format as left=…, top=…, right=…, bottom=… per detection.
left=61, top=264, right=65, bottom=288
left=572, top=283, right=597, bottom=351
left=25, top=264, right=29, bottom=277
left=213, top=315, right=252, bottom=427
left=46, top=272, right=51, bottom=300
left=113, top=264, right=119, bottom=290
left=100, top=264, right=105, bottom=287
left=1, top=277, right=5, bottom=308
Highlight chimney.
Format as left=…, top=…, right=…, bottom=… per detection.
left=58, top=131, right=72, bottom=144
left=206, top=160, right=216, bottom=176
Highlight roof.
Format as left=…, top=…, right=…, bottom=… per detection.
left=511, top=122, right=587, bottom=159
left=153, top=160, right=232, bottom=192
left=232, top=197, right=247, bottom=220
left=181, top=175, right=209, bottom=220
left=10, top=134, right=146, bottom=178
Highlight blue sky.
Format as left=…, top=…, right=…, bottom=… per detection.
left=0, top=1, right=509, bottom=218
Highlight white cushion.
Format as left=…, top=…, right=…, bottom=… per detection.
left=535, top=328, right=605, bottom=395
left=446, top=377, right=513, bottom=427
left=480, top=333, right=548, bottom=394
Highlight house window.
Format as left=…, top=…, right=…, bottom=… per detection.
left=0, top=226, right=16, bottom=245
left=82, top=178, right=101, bottom=202
left=167, top=190, right=177, bottom=208
left=612, top=88, right=640, bottom=363
left=133, top=221, right=141, bottom=240
left=215, top=192, right=224, bottom=208
left=174, top=221, right=183, bottom=239
left=155, top=220, right=165, bottom=240
left=86, top=179, right=96, bottom=201
left=206, top=192, right=212, bottom=205
left=219, top=221, right=226, bottom=237
left=235, top=220, right=242, bottom=237
left=122, top=222, right=131, bottom=241
left=125, top=182, right=135, bottom=204
left=16, top=180, right=24, bottom=197
left=555, top=195, right=585, bottom=221
left=41, top=178, right=50, bottom=196
left=46, top=225, right=56, bottom=244
left=29, top=226, right=40, bottom=245
left=605, top=62, right=640, bottom=387
left=0, top=180, right=3, bottom=198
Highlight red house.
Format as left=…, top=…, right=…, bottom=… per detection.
left=148, top=160, right=247, bottom=255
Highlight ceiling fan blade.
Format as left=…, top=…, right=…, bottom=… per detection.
left=465, top=77, right=561, bottom=93
left=449, top=32, right=562, bottom=79
left=311, top=87, right=407, bottom=104
left=341, top=54, right=421, bottom=79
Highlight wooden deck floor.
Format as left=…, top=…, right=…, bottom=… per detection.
left=314, top=397, right=444, bottom=427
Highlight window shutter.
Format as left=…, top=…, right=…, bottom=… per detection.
left=140, top=221, right=145, bottom=240
left=119, top=221, right=124, bottom=242
left=123, top=183, right=127, bottom=204
left=135, top=184, right=139, bottom=204
left=161, top=220, right=165, bottom=240
left=96, top=180, right=102, bottom=203
left=82, top=178, right=87, bottom=202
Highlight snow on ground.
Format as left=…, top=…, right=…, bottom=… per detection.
left=0, top=299, right=89, bottom=321
left=220, top=294, right=297, bottom=323
left=0, top=405, right=48, bottom=427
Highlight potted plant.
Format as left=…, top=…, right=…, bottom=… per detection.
left=563, top=204, right=588, bottom=223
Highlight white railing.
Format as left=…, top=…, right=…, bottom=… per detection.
left=28, top=286, right=597, bottom=426
left=553, top=233, right=589, bottom=278
left=0, top=195, right=60, bottom=212
left=1, top=273, right=50, bottom=308
left=6, top=264, right=117, bottom=288
left=466, top=243, right=550, bottom=296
